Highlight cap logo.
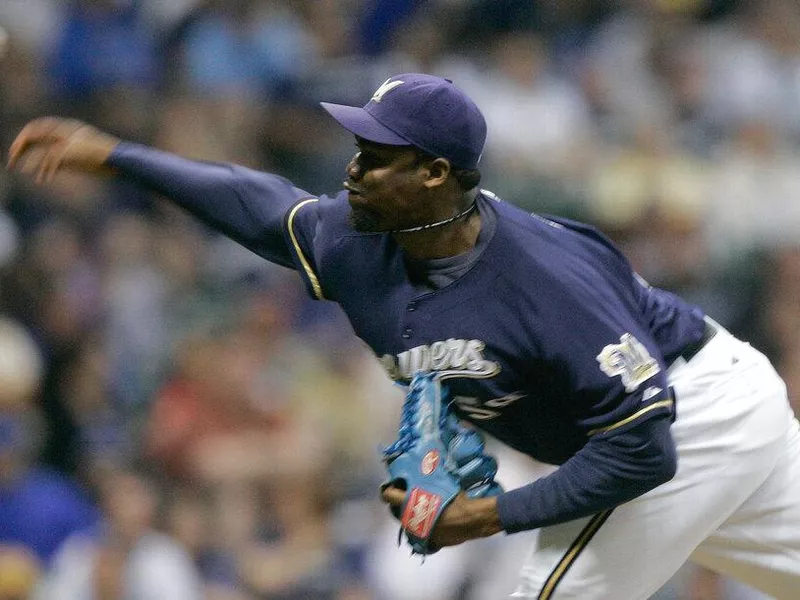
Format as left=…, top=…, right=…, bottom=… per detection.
left=371, top=78, right=404, bottom=103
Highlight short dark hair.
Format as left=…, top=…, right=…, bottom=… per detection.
left=414, top=150, right=482, bottom=192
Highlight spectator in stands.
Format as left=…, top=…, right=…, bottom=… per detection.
left=37, top=466, right=201, bottom=600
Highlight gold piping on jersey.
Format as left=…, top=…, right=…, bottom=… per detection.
left=587, top=399, right=674, bottom=437
left=287, top=198, right=323, bottom=300
left=538, top=509, right=613, bottom=600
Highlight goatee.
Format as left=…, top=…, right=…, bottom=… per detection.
left=348, top=207, right=382, bottom=232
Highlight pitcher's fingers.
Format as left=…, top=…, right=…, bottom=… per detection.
left=381, top=486, right=406, bottom=507
left=43, top=124, right=95, bottom=183
left=35, top=139, right=76, bottom=185
left=7, top=135, right=31, bottom=170
left=16, top=146, right=47, bottom=178
left=8, top=118, right=80, bottom=169
left=8, top=119, right=60, bottom=169
left=38, top=141, right=72, bottom=185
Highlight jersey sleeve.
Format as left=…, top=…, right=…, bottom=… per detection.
left=107, top=142, right=350, bottom=300
left=108, top=142, right=316, bottom=269
left=496, top=411, right=677, bottom=532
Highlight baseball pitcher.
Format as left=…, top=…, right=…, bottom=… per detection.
left=8, top=74, right=800, bottom=599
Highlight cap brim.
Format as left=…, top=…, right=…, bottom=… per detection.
left=320, top=102, right=410, bottom=146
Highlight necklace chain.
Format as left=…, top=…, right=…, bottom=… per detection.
left=390, top=202, right=477, bottom=234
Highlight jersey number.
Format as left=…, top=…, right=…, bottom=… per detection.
left=453, top=392, right=526, bottom=420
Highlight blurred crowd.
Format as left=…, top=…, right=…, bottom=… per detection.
left=0, top=0, right=799, bottom=598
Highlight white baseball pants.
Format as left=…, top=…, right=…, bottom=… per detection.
left=511, top=321, right=800, bottom=600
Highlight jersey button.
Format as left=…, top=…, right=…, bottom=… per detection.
left=402, top=327, right=413, bottom=339
left=407, top=302, right=417, bottom=312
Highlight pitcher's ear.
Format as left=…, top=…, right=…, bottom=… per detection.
left=422, top=157, right=452, bottom=189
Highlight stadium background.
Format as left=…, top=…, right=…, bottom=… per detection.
left=0, top=0, right=798, bottom=598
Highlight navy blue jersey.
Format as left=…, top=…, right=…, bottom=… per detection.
left=108, top=143, right=705, bottom=529
left=287, top=190, right=705, bottom=464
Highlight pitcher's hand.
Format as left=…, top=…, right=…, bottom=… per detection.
left=7, top=117, right=121, bottom=184
left=381, top=485, right=502, bottom=550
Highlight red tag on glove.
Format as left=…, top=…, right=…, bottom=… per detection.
left=401, top=488, right=443, bottom=538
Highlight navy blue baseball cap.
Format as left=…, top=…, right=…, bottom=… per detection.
left=321, top=73, right=487, bottom=170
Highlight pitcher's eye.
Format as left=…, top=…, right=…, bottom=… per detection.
left=357, top=151, right=385, bottom=170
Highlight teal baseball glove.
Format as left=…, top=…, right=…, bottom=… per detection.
left=382, top=372, right=503, bottom=555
